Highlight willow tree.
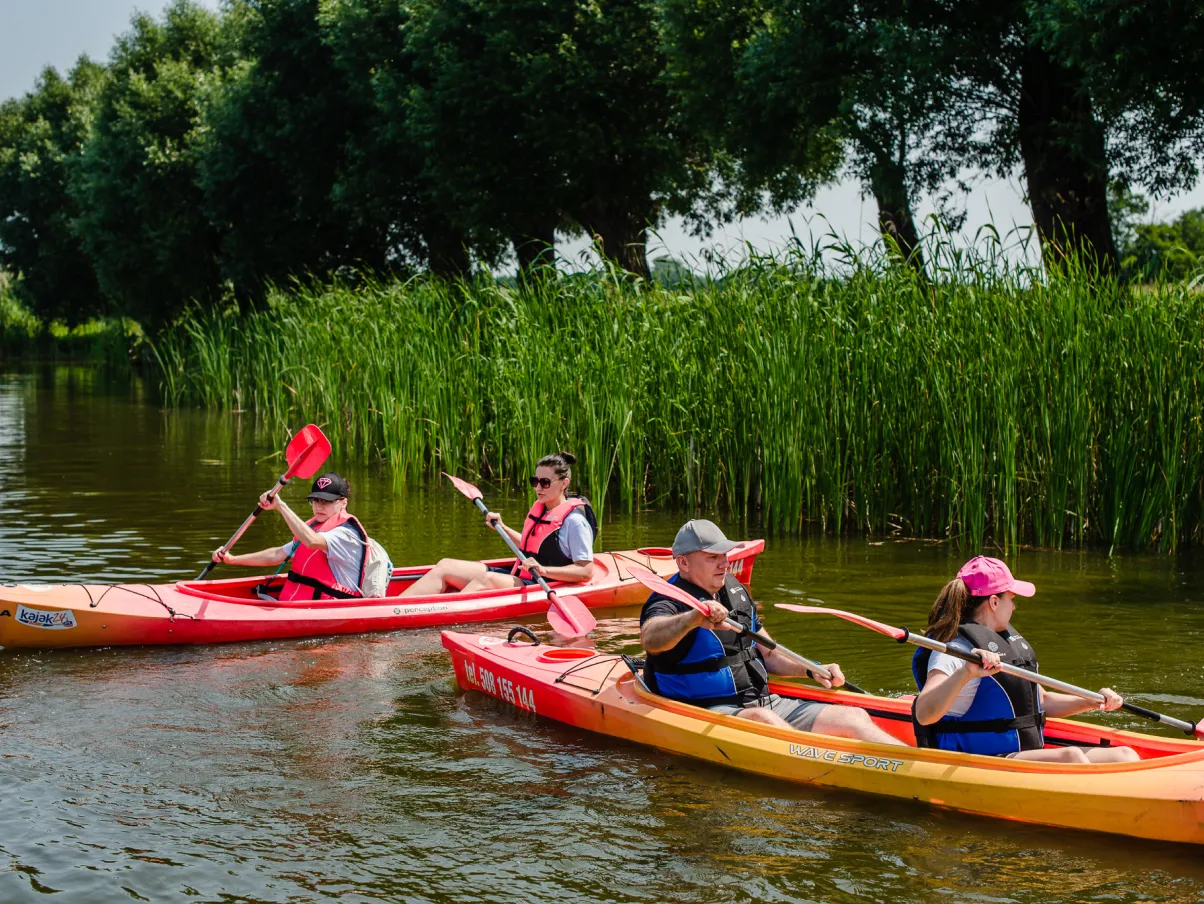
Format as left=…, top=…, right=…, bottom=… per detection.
left=400, top=0, right=717, bottom=278
left=660, top=0, right=973, bottom=275
left=197, top=0, right=397, bottom=304
left=320, top=0, right=476, bottom=278
left=70, top=0, right=227, bottom=326
left=1032, top=0, right=1204, bottom=203
left=0, top=59, right=106, bottom=325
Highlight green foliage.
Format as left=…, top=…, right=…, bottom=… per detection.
left=319, top=0, right=472, bottom=276
left=0, top=59, right=107, bottom=325
left=196, top=0, right=388, bottom=303
left=659, top=0, right=842, bottom=219
left=1110, top=184, right=1204, bottom=283
left=70, top=0, right=227, bottom=328
left=1124, top=210, right=1204, bottom=283
left=661, top=0, right=973, bottom=269
left=398, top=0, right=716, bottom=275
left=0, top=276, right=142, bottom=363
left=0, top=276, right=41, bottom=353
left=154, top=256, right=1204, bottom=552
left=4, top=0, right=1204, bottom=324
left=1033, top=0, right=1204, bottom=196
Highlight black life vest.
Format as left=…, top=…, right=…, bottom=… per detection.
left=912, top=621, right=1045, bottom=755
left=643, top=573, right=767, bottom=708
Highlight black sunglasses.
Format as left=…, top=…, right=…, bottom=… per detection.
left=528, top=476, right=557, bottom=489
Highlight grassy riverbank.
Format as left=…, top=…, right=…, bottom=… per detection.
left=152, top=258, right=1204, bottom=552
left=0, top=286, right=140, bottom=362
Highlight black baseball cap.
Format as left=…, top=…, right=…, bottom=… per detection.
left=307, top=472, right=349, bottom=501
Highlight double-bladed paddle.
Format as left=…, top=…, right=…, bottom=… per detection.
left=198, top=424, right=332, bottom=580
left=628, top=565, right=866, bottom=693
left=442, top=472, right=596, bottom=637
left=775, top=604, right=1204, bottom=739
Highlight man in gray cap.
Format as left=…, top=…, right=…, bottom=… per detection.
left=639, top=519, right=903, bottom=743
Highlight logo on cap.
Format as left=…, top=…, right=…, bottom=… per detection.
left=317, top=477, right=333, bottom=490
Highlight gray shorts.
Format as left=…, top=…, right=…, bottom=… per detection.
left=710, top=693, right=827, bottom=732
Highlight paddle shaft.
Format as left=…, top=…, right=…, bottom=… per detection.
left=903, top=629, right=1199, bottom=734
left=722, top=620, right=866, bottom=694
left=468, top=496, right=567, bottom=607
left=197, top=474, right=289, bottom=580
left=627, top=564, right=868, bottom=694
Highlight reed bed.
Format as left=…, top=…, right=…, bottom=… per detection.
left=151, top=253, right=1204, bottom=552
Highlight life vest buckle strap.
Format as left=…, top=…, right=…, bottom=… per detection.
left=930, top=711, right=1046, bottom=734
left=649, top=643, right=759, bottom=675
left=284, top=570, right=361, bottom=600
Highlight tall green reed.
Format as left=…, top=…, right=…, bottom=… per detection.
left=151, top=248, right=1204, bottom=553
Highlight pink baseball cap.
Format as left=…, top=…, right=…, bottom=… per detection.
left=956, top=556, right=1036, bottom=597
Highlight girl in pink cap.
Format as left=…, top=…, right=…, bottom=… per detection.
left=911, top=556, right=1138, bottom=763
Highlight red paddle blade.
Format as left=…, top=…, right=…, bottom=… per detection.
left=284, top=424, right=332, bottom=480
left=626, top=565, right=708, bottom=615
left=545, top=592, right=596, bottom=637
left=774, top=604, right=907, bottom=641
left=442, top=472, right=484, bottom=502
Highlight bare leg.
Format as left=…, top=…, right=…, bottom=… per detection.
left=1084, top=746, right=1141, bottom=763
left=732, top=707, right=793, bottom=728
left=811, top=704, right=908, bottom=746
left=462, top=571, right=526, bottom=593
left=399, top=558, right=490, bottom=598
left=1008, top=747, right=1090, bottom=764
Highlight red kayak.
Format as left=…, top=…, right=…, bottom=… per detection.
left=0, top=542, right=764, bottom=649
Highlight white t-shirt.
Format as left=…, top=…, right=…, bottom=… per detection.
left=925, top=650, right=981, bottom=717
left=284, top=524, right=365, bottom=593
left=558, top=509, right=594, bottom=562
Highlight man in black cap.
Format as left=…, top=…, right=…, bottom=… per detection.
left=640, top=519, right=903, bottom=743
left=212, top=472, right=370, bottom=600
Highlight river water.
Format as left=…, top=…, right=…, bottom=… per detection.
left=2, top=365, right=1203, bottom=903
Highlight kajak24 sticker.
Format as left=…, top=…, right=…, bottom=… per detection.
left=14, top=604, right=78, bottom=630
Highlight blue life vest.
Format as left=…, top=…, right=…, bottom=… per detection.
left=642, top=573, right=767, bottom=707
left=911, top=622, right=1045, bottom=756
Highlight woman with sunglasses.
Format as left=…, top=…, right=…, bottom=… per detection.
left=400, top=452, right=598, bottom=597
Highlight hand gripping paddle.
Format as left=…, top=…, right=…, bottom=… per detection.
left=198, top=424, right=332, bottom=579
left=775, top=603, right=1203, bottom=738
left=628, top=564, right=866, bottom=693
left=443, top=473, right=596, bottom=637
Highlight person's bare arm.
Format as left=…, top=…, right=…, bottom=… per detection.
left=641, top=600, right=733, bottom=653
left=213, top=545, right=290, bottom=567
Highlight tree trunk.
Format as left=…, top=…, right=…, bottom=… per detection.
left=513, top=227, right=556, bottom=280
left=425, top=222, right=470, bottom=281
left=867, top=155, right=925, bottom=278
left=581, top=200, right=653, bottom=280
left=1018, top=46, right=1117, bottom=275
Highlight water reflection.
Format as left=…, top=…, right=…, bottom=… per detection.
left=1, top=365, right=1203, bottom=903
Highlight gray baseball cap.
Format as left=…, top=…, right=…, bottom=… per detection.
left=671, top=519, right=743, bottom=556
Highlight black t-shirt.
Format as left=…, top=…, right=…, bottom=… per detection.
left=639, top=574, right=767, bottom=706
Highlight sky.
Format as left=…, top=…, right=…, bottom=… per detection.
left=3, top=0, right=1202, bottom=271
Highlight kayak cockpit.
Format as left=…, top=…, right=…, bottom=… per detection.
left=613, top=672, right=1199, bottom=763
left=759, top=680, right=1200, bottom=761
left=175, top=557, right=611, bottom=607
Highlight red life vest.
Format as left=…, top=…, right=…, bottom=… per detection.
left=514, top=497, right=594, bottom=579
left=279, top=512, right=368, bottom=601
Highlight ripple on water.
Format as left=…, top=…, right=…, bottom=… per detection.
left=3, top=369, right=1204, bottom=902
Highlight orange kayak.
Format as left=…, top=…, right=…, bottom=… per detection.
left=443, top=629, right=1204, bottom=845
left=0, top=542, right=763, bottom=649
